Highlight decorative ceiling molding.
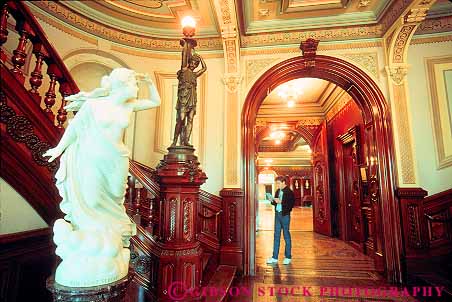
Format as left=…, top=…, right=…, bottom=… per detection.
left=415, top=15, right=452, bottom=35
left=238, top=0, right=451, bottom=49
left=411, top=34, right=452, bottom=45
left=28, top=1, right=223, bottom=51
left=26, top=0, right=451, bottom=53
left=243, top=0, right=387, bottom=35
left=240, top=24, right=383, bottom=48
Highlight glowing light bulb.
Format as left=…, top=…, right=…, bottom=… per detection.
left=181, top=16, right=196, bottom=28
left=275, top=139, right=281, bottom=145
left=288, top=100, right=295, bottom=107
left=181, top=16, right=196, bottom=37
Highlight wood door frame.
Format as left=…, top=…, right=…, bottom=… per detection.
left=337, top=126, right=361, bottom=243
left=241, top=55, right=401, bottom=283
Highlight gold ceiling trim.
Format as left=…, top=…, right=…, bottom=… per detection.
left=29, top=1, right=223, bottom=51
left=30, top=6, right=224, bottom=59
left=103, top=0, right=178, bottom=19
left=411, top=34, right=452, bottom=45
left=416, top=15, right=452, bottom=35
left=241, top=40, right=382, bottom=55
left=240, top=25, right=383, bottom=48
left=240, top=2, right=451, bottom=48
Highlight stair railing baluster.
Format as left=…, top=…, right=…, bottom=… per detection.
left=29, top=43, right=47, bottom=101
left=57, top=82, right=69, bottom=128
left=10, top=20, right=33, bottom=84
left=0, top=3, right=9, bottom=62
left=43, top=63, right=61, bottom=121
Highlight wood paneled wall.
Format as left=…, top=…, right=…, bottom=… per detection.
left=0, top=228, right=56, bottom=302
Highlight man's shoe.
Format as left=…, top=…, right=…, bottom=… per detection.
left=283, top=258, right=291, bottom=265
left=266, top=257, right=278, bottom=264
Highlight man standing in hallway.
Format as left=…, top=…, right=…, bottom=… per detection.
left=267, top=176, right=295, bottom=265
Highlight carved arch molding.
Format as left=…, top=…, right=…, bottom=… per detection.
left=384, top=0, right=437, bottom=185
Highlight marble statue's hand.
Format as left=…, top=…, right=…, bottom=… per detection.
left=43, top=147, right=64, bottom=162
left=66, top=91, right=88, bottom=101
left=64, top=101, right=83, bottom=111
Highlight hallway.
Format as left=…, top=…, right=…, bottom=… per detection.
left=230, top=205, right=420, bottom=302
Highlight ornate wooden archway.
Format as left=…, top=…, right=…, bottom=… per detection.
left=241, top=47, right=401, bottom=283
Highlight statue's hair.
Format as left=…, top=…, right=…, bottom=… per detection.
left=66, top=68, right=135, bottom=103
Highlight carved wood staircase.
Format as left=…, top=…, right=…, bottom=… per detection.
left=0, top=2, right=236, bottom=301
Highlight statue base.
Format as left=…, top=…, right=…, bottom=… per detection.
left=166, top=145, right=197, bottom=161
left=46, top=273, right=133, bottom=302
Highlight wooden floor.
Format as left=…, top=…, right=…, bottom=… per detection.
left=125, top=204, right=423, bottom=301
left=229, top=203, right=420, bottom=302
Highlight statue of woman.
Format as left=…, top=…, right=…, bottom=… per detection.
left=44, top=68, right=161, bottom=287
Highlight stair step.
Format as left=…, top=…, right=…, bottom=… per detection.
left=203, top=265, right=237, bottom=302
left=202, top=252, right=212, bottom=272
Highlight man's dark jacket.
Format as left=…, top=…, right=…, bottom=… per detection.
left=271, top=186, right=295, bottom=216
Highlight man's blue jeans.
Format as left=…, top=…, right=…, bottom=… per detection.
left=272, top=211, right=292, bottom=259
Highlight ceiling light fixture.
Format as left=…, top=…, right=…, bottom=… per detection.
left=275, top=139, right=281, bottom=145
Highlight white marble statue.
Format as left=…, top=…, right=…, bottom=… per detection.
left=44, top=68, right=161, bottom=287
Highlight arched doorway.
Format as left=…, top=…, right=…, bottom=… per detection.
left=241, top=55, right=402, bottom=284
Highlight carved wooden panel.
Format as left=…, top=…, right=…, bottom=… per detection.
left=407, top=203, right=423, bottom=249
left=183, top=198, right=193, bottom=242
left=162, top=264, right=174, bottom=295
left=219, top=189, right=244, bottom=273
left=425, top=208, right=452, bottom=247
left=0, top=228, right=55, bottom=302
left=312, top=121, right=332, bottom=236
left=183, top=263, right=195, bottom=290
left=167, top=198, right=177, bottom=242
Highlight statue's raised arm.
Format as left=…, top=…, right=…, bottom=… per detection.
left=127, top=73, right=161, bottom=111
left=43, top=68, right=161, bottom=287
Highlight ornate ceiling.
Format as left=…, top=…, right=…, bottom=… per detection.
left=241, top=0, right=390, bottom=35
left=61, top=0, right=220, bottom=39
left=257, top=77, right=350, bottom=120
left=28, top=0, right=452, bottom=52
left=255, top=77, right=354, bottom=165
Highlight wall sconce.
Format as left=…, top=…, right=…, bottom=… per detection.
left=305, top=179, right=310, bottom=190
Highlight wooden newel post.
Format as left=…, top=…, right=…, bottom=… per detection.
left=155, top=147, right=207, bottom=301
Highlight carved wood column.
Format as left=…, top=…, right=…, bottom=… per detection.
left=383, top=0, right=437, bottom=186
left=154, top=149, right=207, bottom=301
left=212, top=0, right=242, bottom=188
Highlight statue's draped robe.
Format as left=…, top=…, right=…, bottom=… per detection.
left=55, top=100, right=136, bottom=243
left=176, top=68, right=197, bottom=114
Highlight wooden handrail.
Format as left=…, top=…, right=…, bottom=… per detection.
left=5, top=1, right=78, bottom=92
